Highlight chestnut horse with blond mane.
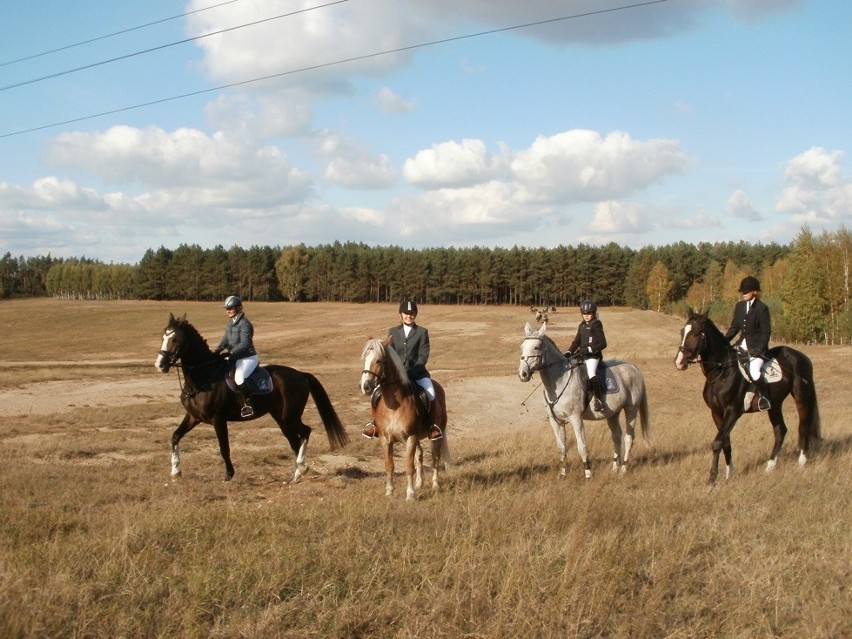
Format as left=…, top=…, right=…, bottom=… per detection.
left=359, top=337, right=451, bottom=500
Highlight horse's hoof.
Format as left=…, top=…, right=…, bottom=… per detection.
left=583, top=470, right=592, bottom=480
left=797, top=452, right=807, bottom=467
left=170, top=470, right=182, bottom=479
left=765, top=459, right=777, bottom=472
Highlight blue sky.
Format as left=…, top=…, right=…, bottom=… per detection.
left=1, top=0, right=849, bottom=264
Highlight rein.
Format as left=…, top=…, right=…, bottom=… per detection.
left=160, top=348, right=224, bottom=397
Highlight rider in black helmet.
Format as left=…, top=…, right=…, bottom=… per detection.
left=362, top=299, right=443, bottom=440
left=724, top=276, right=772, bottom=411
left=565, top=300, right=608, bottom=411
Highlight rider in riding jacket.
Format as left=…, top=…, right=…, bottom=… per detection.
left=724, top=276, right=772, bottom=411
left=362, top=299, right=443, bottom=441
left=214, top=295, right=259, bottom=418
left=565, top=300, right=607, bottom=411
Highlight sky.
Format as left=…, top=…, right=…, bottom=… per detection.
left=0, top=0, right=850, bottom=264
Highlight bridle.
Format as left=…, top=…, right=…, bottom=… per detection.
left=520, top=334, right=577, bottom=408
left=158, top=329, right=182, bottom=370
left=678, top=321, right=737, bottom=382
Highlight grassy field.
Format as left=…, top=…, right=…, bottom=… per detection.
left=0, top=299, right=849, bottom=638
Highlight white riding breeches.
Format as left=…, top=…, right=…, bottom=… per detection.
left=585, top=357, right=599, bottom=380
left=234, top=355, right=259, bottom=385
left=415, top=376, right=436, bottom=400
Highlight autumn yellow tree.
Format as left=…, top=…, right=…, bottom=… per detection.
left=646, top=261, right=673, bottom=312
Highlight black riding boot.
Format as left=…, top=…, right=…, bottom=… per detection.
left=755, top=377, right=771, bottom=411
left=237, top=384, right=254, bottom=418
left=589, top=377, right=604, bottom=412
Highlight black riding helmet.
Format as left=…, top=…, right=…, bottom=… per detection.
left=399, top=299, right=418, bottom=315
left=580, top=300, right=597, bottom=314
left=738, top=276, right=761, bottom=293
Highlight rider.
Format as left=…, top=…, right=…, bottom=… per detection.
left=724, top=276, right=772, bottom=411
left=362, top=299, right=443, bottom=441
left=565, top=300, right=607, bottom=411
left=214, top=295, right=259, bottom=418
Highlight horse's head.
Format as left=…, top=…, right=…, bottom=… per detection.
left=359, top=338, right=386, bottom=395
left=675, top=308, right=709, bottom=370
left=518, top=321, right=548, bottom=382
left=155, top=313, right=187, bottom=373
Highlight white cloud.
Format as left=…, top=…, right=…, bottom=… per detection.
left=775, top=147, right=851, bottom=228
left=510, top=130, right=690, bottom=204
left=726, top=189, right=762, bottom=220
left=315, top=129, right=397, bottom=189
left=375, top=87, right=416, bottom=114
left=590, top=201, right=652, bottom=234
left=404, top=139, right=506, bottom=188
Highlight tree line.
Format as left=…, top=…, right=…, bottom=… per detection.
left=2, top=227, right=849, bottom=344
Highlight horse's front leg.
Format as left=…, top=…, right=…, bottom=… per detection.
left=547, top=415, right=568, bottom=478
left=567, top=414, right=591, bottom=480
left=384, top=439, right=395, bottom=497
left=405, top=436, right=419, bottom=501
left=212, top=416, right=235, bottom=481
left=413, top=439, right=424, bottom=490
left=171, top=413, right=201, bottom=478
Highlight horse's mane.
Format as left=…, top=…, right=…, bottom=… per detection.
left=691, top=310, right=733, bottom=353
left=169, top=315, right=212, bottom=358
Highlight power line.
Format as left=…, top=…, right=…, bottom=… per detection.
left=0, top=0, right=670, bottom=139
left=0, top=0, right=241, bottom=68
left=0, top=0, right=350, bottom=92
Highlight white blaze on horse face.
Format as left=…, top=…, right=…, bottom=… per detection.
left=155, top=330, right=174, bottom=371
left=360, top=348, right=379, bottom=394
left=674, top=324, right=691, bottom=370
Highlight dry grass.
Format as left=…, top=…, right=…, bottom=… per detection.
left=0, top=299, right=849, bottom=639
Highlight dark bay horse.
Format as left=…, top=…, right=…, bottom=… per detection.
left=359, top=337, right=451, bottom=500
left=518, top=322, right=652, bottom=480
left=155, top=313, right=348, bottom=482
left=674, top=309, right=821, bottom=484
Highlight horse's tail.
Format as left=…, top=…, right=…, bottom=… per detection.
left=439, top=431, right=452, bottom=468
left=790, top=352, right=822, bottom=446
left=635, top=368, right=653, bottom=449
left=304, top=372, right=349, bottom=450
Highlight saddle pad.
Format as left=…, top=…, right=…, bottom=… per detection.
left=596, top=365, right=619, bottom=394
left=737, top=358, right=782, bottom=384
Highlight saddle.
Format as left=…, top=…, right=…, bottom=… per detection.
left=224, top=366, right=274, bottom=395
left=370, top=384, right=432, bottom=423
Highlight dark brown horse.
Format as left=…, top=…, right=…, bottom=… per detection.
left=156, top=313, right=348, bottom=482
left=359, top=337, right=451, bottom=500
left=674, top=309, right=821, bottom=484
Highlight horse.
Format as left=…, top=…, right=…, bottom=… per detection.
left=518, top=322, right=652, bottom=480
left=359, top=337, right=451, bottom=500
left=155, top=313, right=348, bottom=482
left=674, top=309, right=821, bottom=484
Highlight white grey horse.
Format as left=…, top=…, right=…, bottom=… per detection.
left=518, top=322, right=652, bottom=479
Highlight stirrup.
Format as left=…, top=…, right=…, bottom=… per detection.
left=757, top=396, right=771, bottom=412
left=429, top=425, right=443, bottom=441
left=362, top=421, right=379, bottom=439
left=240, top=404, right=255, bottom=418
